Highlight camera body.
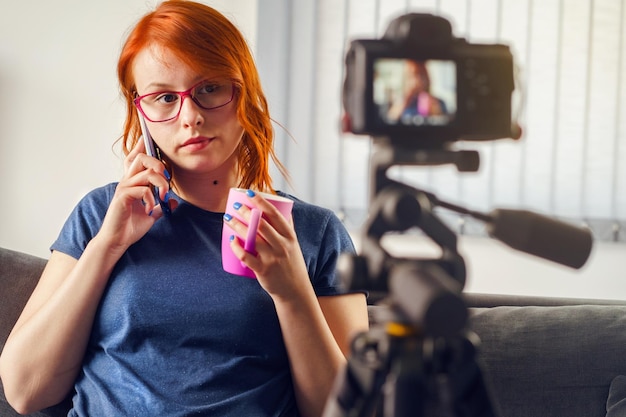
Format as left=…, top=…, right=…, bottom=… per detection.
left=343, top=13, right=515, bottom=144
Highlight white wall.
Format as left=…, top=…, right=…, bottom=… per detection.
left=0, top=0, right=257, bottom=258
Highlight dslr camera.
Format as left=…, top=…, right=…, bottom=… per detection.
left=343, top=13, right=516, bottom=145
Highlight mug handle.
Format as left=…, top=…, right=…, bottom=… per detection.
left=243, top=208, right=262, bottom=255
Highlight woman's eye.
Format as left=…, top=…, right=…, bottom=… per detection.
left=155, top=93, right=179, bottom=104
left=197, top=83, right=219, bottom=95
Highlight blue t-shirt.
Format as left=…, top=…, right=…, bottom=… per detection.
left=51, top=183, right=355, bottom=417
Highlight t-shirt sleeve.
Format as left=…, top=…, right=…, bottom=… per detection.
left=50, top=184, right=116, bottom=260
left=306, top=210, right=358, bottom=297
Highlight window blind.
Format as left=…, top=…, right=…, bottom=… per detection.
left=256, top=0, right=626, bottom=241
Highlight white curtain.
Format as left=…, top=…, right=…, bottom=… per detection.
left=256, top=0, right=626, bottom=241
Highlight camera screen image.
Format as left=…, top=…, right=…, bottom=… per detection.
left=373, top=59, right=456, bottom=127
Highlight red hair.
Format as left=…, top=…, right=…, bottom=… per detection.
left=117, top=0, right=286, bottom=192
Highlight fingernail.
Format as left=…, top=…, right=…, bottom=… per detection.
left=148, top=209, right=153, bottom=217
left=223, top=213, right=232, bottom=221
left=163, top=169, right=171, bottom=181
left=233, top=202, right=242, bottom=210
left=164, top=191, right=171, bottom=203
left=246, top=189, right=256, bottom=198
left=229, top=235, right=235, bottom=242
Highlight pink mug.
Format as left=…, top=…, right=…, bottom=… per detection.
left=417, top=91, right=432, bottom=116
left=222, top=188, right=294, bottom=278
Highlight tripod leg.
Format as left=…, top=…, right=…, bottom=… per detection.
left=322, top=331, right=389, bottom=417
left=383, top=347, right=425, bottom=417
left=432, top=334, right=500, bottom=417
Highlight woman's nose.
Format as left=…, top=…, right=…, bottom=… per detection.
left=179, top=95, right=204, bottom=126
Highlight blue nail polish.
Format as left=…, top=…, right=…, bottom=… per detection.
left=229, top=235, right=235, bottom=242
left=164, top=191, right=171, bottom=203
left=223, top=213, right=232, bottom=221
left=163, top=169, right=171, bottom=181
left=246, top=189, right=256, bottom=198
left=233, top=202, right=242, bottom=210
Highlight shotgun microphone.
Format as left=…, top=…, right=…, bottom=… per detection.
left=434, top=196, right=594, bottom=270
left=486, top=209, right=593, bottom=269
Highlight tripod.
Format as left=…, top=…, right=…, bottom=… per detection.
left=323, top=138, right=500, bottom=417
left=324, top=317, right=498, bottom=417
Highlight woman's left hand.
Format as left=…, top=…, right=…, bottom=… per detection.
left=224, top=191, right=310, bottom=298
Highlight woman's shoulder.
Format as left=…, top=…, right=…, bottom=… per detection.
left=276, top=190, right=354, bottom=246
left=62, top=182, right=120, bottom=226
left=51, top=183, right=119, bottom=258
left=75, top=182, right=118, bottom=210
left=88, top=182, right=118, bottom=196
left=276, top=191, right=335, bottom=220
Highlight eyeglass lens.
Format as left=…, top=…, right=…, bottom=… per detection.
left=138, top=81, right=234, bottom=122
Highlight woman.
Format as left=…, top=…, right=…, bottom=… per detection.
left=387, top=59, right=447, bottom=122
left=0, top=2, right=369, bottom=416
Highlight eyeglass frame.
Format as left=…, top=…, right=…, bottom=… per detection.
left=133, top=79, right=236, bottom=123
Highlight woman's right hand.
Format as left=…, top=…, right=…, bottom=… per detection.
left=97, top=139, right=173, bottom=252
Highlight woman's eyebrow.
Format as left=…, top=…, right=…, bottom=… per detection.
left=142, top=82, right=177, bottom=91
left=142, top=77, right=210, bottom=92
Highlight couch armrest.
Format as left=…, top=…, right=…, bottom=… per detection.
left=0, top=247, right=71, bottom=417
left=0, top=247, right=47, bottom=349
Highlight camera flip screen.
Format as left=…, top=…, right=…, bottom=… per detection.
left=373, top=58, right=456, bottom=128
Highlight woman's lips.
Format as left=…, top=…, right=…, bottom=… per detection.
left=181, top=136, right=213, bottom=151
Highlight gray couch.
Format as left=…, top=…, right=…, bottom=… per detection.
left=1, top=246, right=626, bottom=417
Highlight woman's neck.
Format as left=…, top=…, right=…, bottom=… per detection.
left=172, top=168, right=239, bottom=213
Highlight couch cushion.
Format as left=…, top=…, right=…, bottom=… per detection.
left=470, top=305, right=626, bottom=417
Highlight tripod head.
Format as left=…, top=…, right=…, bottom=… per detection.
left=340, top=137, right=593, bottom=323
left=340, top=138, right=473, bottom=336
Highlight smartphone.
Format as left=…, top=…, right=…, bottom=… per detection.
left=138, top=111, right=171, bottom=217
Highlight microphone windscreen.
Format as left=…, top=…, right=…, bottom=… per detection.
left=486, top=209, right=593, bottom=269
